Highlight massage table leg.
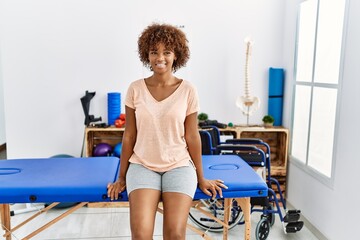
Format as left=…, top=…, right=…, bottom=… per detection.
left=222, top=198, right=231, bottom=240
left=3, top=202, right=61, bottom=239
left=1, top=204, right=12, bottom=240
left=236, top=197, right=251, bottom=240
left=189, top=198, right=251, bottom=240
left=22, top=202, right=88, bottom=239
left=222, top=198, right=251, bottom=240
left=1, top=202, right=87, bottom=240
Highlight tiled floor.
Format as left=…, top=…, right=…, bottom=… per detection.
left=2, top=202, right=319, bottom=240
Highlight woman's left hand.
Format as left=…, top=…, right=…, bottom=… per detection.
left=198, top=178, right=228, bottom=200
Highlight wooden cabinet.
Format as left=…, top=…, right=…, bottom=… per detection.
left=220, top=126, right=289, bottom=196
left=85, top=126, right=289, bottom=174
left=84, top=127, right=125, bottom=157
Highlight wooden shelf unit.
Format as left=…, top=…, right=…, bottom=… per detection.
left=85, top=126, right=289, bottom=174
left=84, top=127, right=125, bottom=157
left=220, top=126, right=289, bottom=195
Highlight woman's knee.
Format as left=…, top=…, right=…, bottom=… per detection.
left=131, top=224, right=154, bottom=240
left=163, top=225, right=186, bottom=240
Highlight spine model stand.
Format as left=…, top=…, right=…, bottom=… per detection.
left=236, top=37, right=260, bottom=125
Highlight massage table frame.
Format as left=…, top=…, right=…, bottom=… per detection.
left=1, top=200, right=250, bottom=240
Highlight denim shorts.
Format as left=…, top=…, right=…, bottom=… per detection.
left=126, top=162, right=197, bottom=198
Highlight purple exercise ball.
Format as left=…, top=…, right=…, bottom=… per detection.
left=93, top=143, right=113, bottom=156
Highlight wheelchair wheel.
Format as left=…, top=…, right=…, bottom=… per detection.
left=189, top=198, right=243, bottom=232
left=255, top=217, right=270, bottom=240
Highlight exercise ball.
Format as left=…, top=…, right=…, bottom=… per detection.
left=113, top=142, right=122, bottom=157
left=50, top=154, right=74, bottom=158
left=93, top=143, right=113, bottom=156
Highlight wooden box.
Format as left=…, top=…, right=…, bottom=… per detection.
left=84, top=127, right=125, bottom=157
left=220, top=126, right=289, bottom=196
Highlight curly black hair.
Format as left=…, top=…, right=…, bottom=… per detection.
left=138, top=23, right=190, bottom=72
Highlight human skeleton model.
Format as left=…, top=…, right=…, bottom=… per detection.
left=236, top=37, right=260, bottom=125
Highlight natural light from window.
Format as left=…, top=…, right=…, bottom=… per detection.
left=291, top=0, right=345, bottom=178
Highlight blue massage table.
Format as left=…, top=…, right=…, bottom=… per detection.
left=0, top=155, right=267, bottom=240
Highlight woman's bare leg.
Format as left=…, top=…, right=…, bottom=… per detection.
left=162, top=192, right=193, bottom=240
left=129, top=189, right=161, bottom=240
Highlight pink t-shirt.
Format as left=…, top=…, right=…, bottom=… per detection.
left=125, top=79, right=200, bottom=172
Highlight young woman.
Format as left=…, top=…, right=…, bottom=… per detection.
left=107, top=23, right=227, bottom=240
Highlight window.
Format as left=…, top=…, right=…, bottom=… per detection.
left=291, top=0, right=346, bottom=179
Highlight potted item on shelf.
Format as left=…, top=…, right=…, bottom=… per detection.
left=262, top=115, right=275, bottom=128
left=198, top=112, right=208, bottom=124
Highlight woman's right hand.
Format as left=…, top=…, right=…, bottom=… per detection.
left=198, top=178, right=228, bottom=200
left=107, top=177, right=126, bottom=201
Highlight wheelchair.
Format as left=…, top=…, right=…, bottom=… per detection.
left=189, top=126, right=303, bottom=240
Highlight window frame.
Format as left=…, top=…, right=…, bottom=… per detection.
left=289, top=0, right=348, bottom=187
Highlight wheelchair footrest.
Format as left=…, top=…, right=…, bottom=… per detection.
left=286, top=221, right=304, bottom=233
left=287, top=209, right=301, bottom=214
left=284, top=210, right=301, bottom=222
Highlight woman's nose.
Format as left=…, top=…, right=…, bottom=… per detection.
left=156, top=53, right=165, bottom=60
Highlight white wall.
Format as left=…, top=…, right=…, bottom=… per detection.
left=0, top=0, right=286, bottom=158
left=283, top=0, right=360, bottom=239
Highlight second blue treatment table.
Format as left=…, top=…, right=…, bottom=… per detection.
left=0, top=155, right=267, bottom=240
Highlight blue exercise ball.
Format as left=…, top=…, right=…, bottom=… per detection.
left=93, top=143, right=113, bottom=157
left=113, top=142, right=122, bottom=157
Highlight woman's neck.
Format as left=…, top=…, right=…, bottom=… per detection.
left=147, top=73, right=177, bottom=86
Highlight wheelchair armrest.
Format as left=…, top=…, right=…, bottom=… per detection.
left=216, top=144, right=260, bottom=152
left=225, top=138, right=271, bottom=156
left=216, top=144, right=267, bottom=167
left=225, top=138, right=264, bottom=144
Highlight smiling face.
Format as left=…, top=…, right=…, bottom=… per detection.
left=138, top=23, right=190, bottom=72
left=148, top=43, right=176, bottom=73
